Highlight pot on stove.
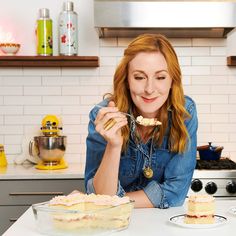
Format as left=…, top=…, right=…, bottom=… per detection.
left=197, top=142, right=224, bottom=161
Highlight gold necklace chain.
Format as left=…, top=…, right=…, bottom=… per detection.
left=141, top=126, right=159, bottom=179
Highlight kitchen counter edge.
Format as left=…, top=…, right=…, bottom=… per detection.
left=0, top=163, right=85, bottom=179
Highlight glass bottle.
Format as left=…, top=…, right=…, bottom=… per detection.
left=59, top=1, right=78, bottom=56
left=36, top=8, right=53, bottom=56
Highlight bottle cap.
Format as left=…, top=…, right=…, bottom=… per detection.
left=63, top=1, right=74, bottom=11
left=39, top=8, right=50, bottom=18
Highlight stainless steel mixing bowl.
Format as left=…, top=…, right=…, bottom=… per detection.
left=29, top=136, right=67, bottom=162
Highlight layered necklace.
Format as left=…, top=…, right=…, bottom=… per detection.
left=128, top=108, right=160, bottom=179
left=136, top=125, right=159, bottom=179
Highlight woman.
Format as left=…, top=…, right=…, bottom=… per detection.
left=85, top=34, right=198, bottom=208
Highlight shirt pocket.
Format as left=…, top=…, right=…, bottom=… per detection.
left=152, top=147, right=171, bottom=182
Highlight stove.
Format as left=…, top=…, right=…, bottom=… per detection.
left=188, top=158, right=236, bottom=198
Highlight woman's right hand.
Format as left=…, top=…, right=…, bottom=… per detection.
left=94, top=101, right=128, bottom=147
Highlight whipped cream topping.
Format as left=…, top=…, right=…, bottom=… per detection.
left=49, top=193, right=130, bottom=207
left=188, top=194, right=215, bottom=203
left=136, top=116, right=162, bottom=126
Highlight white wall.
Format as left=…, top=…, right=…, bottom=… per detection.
left=0, top=0, right=98, bottom=55
left=0, top=0, right=236, bottom=164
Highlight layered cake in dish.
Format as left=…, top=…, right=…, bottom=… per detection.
left=48, top=193, right=134, bottom=230
left=136, top=115, right=162, bottom=126
left=184, top=194, right=215, bottom=224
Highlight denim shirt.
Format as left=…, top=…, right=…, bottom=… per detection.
left=85, top=95, right=198, bottom=208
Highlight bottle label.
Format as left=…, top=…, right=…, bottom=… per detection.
left=37, top=19, right=53, bottom=55
left=59, top=13, right=78, bottom=55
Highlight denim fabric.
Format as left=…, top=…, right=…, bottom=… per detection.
left=85, top=95, right=198, bottom=208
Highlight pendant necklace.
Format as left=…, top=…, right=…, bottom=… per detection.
left=142, top=126, right=159, bottom=179
left=143, top=166, right=154, bottom=179
left=131, top=109, right=159, bottom=179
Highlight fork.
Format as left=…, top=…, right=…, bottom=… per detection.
left=95, top=104, right=135, bottom=118
left=94, top=104, right=161, bottom=127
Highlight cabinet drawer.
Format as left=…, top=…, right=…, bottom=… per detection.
left=0, top=179, right=84, bottom=205
left=0, top=205, right=29, bottom=235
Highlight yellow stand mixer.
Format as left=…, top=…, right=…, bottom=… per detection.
left=29, top=115, right=68, bottom=170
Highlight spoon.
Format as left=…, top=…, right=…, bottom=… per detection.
left=94, top=104, right=162, bottom=128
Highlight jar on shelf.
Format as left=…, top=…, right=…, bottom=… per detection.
left=59, top=1, right=78, bottom=56
left=36, top=8, right=53, bottom=56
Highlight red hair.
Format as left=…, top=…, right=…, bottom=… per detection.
left=109, top=34, right=190, bottom=153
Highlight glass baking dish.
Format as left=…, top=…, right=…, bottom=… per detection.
left=32, top=200, right=134, bottom=236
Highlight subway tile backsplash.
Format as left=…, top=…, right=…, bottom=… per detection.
left=1, top=37, right=236, bottom=164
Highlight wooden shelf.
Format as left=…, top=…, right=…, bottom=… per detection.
left=227, top=56, right=236, bottom=66
left=0, top=56, right=99, bottom=67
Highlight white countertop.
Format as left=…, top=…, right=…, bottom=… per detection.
left=0, top=163, right=85, bottom=179
left=3, top=199, right=236, bottom=236
left=2, top=163, right=236, bottom=180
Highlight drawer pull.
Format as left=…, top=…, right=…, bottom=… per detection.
left=9, top=218, right=18, bottom=222
left=9, top=192, right=64, bottom=196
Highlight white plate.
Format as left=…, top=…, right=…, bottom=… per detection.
left=228, top=206, right=236, bottom=216
left=169, top=214, right=227, bottom=229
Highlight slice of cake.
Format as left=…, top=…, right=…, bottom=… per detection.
left=136, top=115, right=162, bottom=126
left=184, top=194, right=215, bottom=224
left=48, top=193, right=134, bottom=230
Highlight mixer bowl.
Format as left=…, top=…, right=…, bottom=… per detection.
left=32, top=136, right=67, bottom=162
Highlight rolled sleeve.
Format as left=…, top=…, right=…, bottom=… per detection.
left=86, top=178, right=96, bottom=194
left=117, top=181, right=126, bottom=197
left=86, top=178, right=126, bottom=197
left=143, top=181, right=169, bottom=208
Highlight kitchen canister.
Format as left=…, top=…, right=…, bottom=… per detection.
left=36, top=8, right=53, bottom=56
left=59, top=1, right=78, bottom=55
left=0, top=144, right=8, bottom=167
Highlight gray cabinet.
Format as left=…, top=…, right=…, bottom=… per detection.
left=0, top=179, right=85, bottom=235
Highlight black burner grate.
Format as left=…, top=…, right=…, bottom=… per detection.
left=196, top=158, right=236, bottom=170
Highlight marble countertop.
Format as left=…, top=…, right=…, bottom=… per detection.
left=0, top=163, right=85, bottom=180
